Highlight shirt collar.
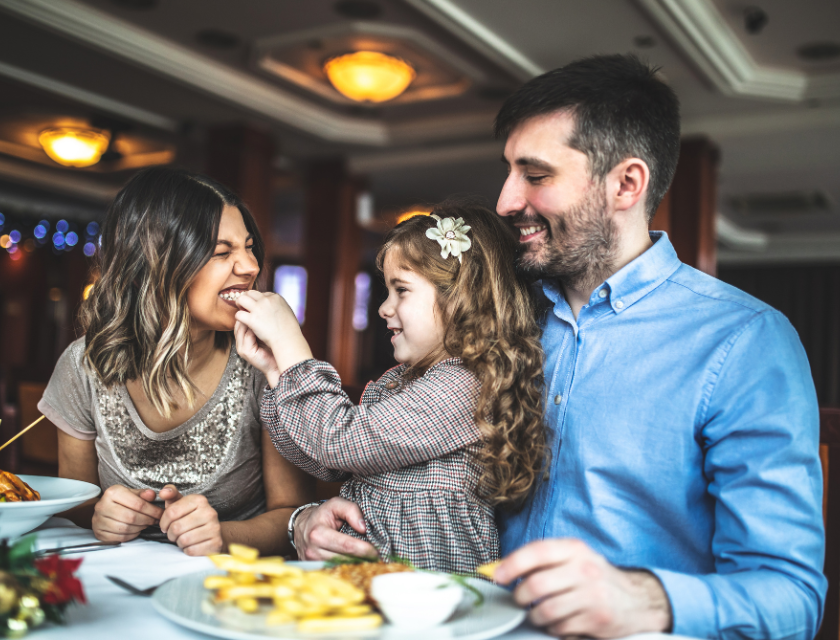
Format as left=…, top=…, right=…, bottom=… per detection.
left=541, top=231, right=682, bottom=315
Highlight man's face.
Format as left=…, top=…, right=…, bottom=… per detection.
left=497, top=111, right=616, bottom=288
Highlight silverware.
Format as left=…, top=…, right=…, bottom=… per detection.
left=106, top=575, right=170, bottom=597
left=35, top=541, right=121, bottom=556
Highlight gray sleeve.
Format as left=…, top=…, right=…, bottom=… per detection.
left=39, top=338, right=97, bottom=440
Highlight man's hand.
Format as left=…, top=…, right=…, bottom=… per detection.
left=294, top=497, right=378, bottom=561
left=92, top=485, right=163, bottom=542
left=494, top=539, right=672, bottom=638
left=159, top=484, right=224, bottom=556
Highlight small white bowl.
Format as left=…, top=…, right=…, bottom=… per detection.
left=370, top=571, right=463, bottom=629
left=0, top=475, right=100, bottom=539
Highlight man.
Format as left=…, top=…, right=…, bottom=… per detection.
left=290, top=55, right=826, bottom=639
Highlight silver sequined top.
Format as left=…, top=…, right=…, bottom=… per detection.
left=39, top=337, right=266, bottom=521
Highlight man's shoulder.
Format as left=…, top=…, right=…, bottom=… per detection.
left=664, top=264, right=777, bottom=319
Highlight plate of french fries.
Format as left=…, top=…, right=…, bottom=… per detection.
left=151, top=544, right=525, bottom=639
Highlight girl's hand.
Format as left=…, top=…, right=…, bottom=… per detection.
left=92, top=484, right=163, bottom=542
left=235, top=292, right=313, bottom=376
left=234, top=319, right=281, bottom=384
left=158, top=484, right=224, bottom=556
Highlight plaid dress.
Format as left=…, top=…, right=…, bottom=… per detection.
left=261, top=357, right=500, bottom=573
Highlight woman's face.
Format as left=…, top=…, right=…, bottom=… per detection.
left=187, top=204, right=259, bottom=334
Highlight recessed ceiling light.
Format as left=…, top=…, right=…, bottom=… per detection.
left=39, top=128, right=111, bottom=167
left=797, top=42, right=840, bottom=62
left=334, top=1, right=381, bottom=20
left=196, top=29, right=241, bottom=50
left=109, top=0, right=157, bottom=9
left=324, top=51, right=416, bottom=103
left=743, top=7, right=768, bottom=35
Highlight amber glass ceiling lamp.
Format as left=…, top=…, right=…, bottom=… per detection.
left=38, top=127, right=110, bottom=167
left=323, top=51, right=416, bottom=103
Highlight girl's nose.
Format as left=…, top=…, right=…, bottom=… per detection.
left=379, top=299, right=393, bottom=319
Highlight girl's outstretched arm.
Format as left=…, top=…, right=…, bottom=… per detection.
left=235, top=291, right=312, bottom=384
left=261, top=359, right=482, bottom=476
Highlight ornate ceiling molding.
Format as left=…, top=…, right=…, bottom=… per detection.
left=637, top=0, right=840, bottom=102
left=0, top=0, right=391, bottom=145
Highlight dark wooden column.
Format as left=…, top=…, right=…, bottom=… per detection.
left=651, top=136, right=719, bottom=276
left=302, top=160, right=362, bottom=385
left=205, top=125, right=274, bottom=263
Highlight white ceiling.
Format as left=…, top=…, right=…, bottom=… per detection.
left=0, top=0, right=838, bottom=264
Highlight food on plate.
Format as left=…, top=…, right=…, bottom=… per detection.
left=322, top=560, right=413, bottom=599
left=0, top=470, right=40, bottom=502
left=476, top=560, right=501, bottom=580
left=204, top=544, right=382, bottom=631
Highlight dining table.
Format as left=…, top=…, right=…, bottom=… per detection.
left=28, top=518, right=694, bottom=640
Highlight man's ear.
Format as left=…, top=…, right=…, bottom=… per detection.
left=608, top=157, right=650, bottom=214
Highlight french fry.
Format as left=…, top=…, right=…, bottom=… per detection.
left=228, top=543, right=259, bottom=562
left=297, top=614, right=383, bottom=633
left=476, top=560, right=501, bottom=580
left=205, top=547, right=378, bottom=632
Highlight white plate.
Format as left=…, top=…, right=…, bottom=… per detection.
left=0, top=475, right=100, bottom=539
left=152, top=563, right=526, bottom=640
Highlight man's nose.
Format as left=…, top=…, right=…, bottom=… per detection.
left=497, top=174, right=525, bottom=217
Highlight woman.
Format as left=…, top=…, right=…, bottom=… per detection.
left=38, top=166, right=314, bottom=556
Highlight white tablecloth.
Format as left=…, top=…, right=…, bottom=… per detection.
left=27, top=518, right=684, bottom=640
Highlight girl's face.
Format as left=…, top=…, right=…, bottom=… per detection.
left=378, top=250, right=445, bottom=367
left=187, top=204, right=259, bottom=334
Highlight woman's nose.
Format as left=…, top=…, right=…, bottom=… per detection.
left=234, top=250, right=259, bottom=277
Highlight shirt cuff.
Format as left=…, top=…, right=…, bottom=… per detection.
left=649, top=568, right=717, bottom=639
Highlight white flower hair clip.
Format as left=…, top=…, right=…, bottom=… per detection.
left=425, top=214, right=472, bottom=263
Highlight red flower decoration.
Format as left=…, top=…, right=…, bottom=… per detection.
left=34, top=555, right=86, bottom=605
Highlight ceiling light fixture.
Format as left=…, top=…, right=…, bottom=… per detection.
left=323, top=51, right=416, bottom=103
left=38, top=127, right=111, bottom=167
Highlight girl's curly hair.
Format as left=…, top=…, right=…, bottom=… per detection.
left=376, top=198, right=548, bottom=508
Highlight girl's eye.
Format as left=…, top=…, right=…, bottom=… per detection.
left=396, top=287, right=408, bottom=294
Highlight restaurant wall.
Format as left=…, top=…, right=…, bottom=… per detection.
left=718, top=263, right=840, bottom=407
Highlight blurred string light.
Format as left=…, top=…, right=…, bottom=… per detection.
left=0, top=217, right=101, bottom=259
left=33, top=224, right=47, bottom=239
left=83, top=242, right=96, bottom=257
left=66, top=231, right=79, bottom=247
left=9, top=230, right=21, bottom=244
left=53, top=232, right=66, bottom=249
left=86, top=222, right=99, bottom=236
left=0, top=212, right=5, bottom=228
left=0, top=234, right=9, bottom=249
left=56, top=220, right=69, bottom=233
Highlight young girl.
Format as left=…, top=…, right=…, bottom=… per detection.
left=234, top=199, right=547, bottom=573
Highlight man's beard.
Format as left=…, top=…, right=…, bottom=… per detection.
left=513, top=184, right=617, bottom=292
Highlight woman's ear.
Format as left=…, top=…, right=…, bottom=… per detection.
left=608, top=157, right=650, bottom=215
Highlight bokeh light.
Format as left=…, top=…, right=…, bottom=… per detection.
left=53, top=232, right=66, bottom=248
left=86, top=221, right=100, bottom=236
left=9, top=249, right=22, bottom=261
left=83, top=242, right=96, bottom=257
left=0, top=213, right=5, bottom=225
left=23, top=239, right=36, bottom=252
left=66, top=231, right=79, bottom=247
left=56, top=219, right=69, bottom=233
left=34, top=224, right=47, bottom=239
left=0, top=234, right=9, bottom=249
left=9, top=230, right=21, bottom=244
left=8, top=244, right=19, bottom=255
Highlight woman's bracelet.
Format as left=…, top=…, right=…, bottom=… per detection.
left=287, top=500, right=327, bottom=550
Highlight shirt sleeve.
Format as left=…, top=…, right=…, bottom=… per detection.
left=651, top=310, right=826, bottom=640
left=38, top=339, right=97, bottom=441
left=260, top=359, right=482, bottom=476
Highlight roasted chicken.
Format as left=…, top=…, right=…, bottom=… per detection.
left=0, top=470, right=40, bottom=502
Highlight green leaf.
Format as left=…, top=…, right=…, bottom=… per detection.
left=9, top=536, right=35, bottom=569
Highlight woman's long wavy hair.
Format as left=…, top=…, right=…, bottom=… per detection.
left=80, top=166, right=264, bottom=419
left=376, top=198, right=548, bottom=509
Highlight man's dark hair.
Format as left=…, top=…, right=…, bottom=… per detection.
left=495, top=54, right=680, bottom=220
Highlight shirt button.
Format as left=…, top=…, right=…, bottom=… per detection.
left=385, top=381, right=398, bottom=390
left=598, top=289, right=607, bottom=299
left=615, top=300, right=625, bottom=310
left=554, top=394, right=563, bottom=405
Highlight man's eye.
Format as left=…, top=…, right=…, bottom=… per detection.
left=527, top=175, right=547, bottom=184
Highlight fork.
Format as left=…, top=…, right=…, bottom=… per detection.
left=106, top=575, right=170, bottom=597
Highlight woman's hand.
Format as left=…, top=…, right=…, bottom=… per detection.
left=159, top=484, right=224, bottom=556
left=234, top=319, right=280, bottom=383
left=235, top=292, right=313, bottom=379
left=294, top=497, right=378, bottom=561
left=92, top=485, right=163, bottom=543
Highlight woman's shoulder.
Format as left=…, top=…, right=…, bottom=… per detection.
left=54, top=336, right=94, bottom=382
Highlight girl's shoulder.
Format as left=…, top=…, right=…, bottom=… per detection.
left=374, top=358, right=478, bottom=394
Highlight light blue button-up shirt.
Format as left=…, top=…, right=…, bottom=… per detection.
left=499, top=232, right=826, bottom=640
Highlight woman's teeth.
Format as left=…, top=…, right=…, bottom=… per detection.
left=220, top=290, right=246, bottom=301
left=520, top=225, right=546, bottom=236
